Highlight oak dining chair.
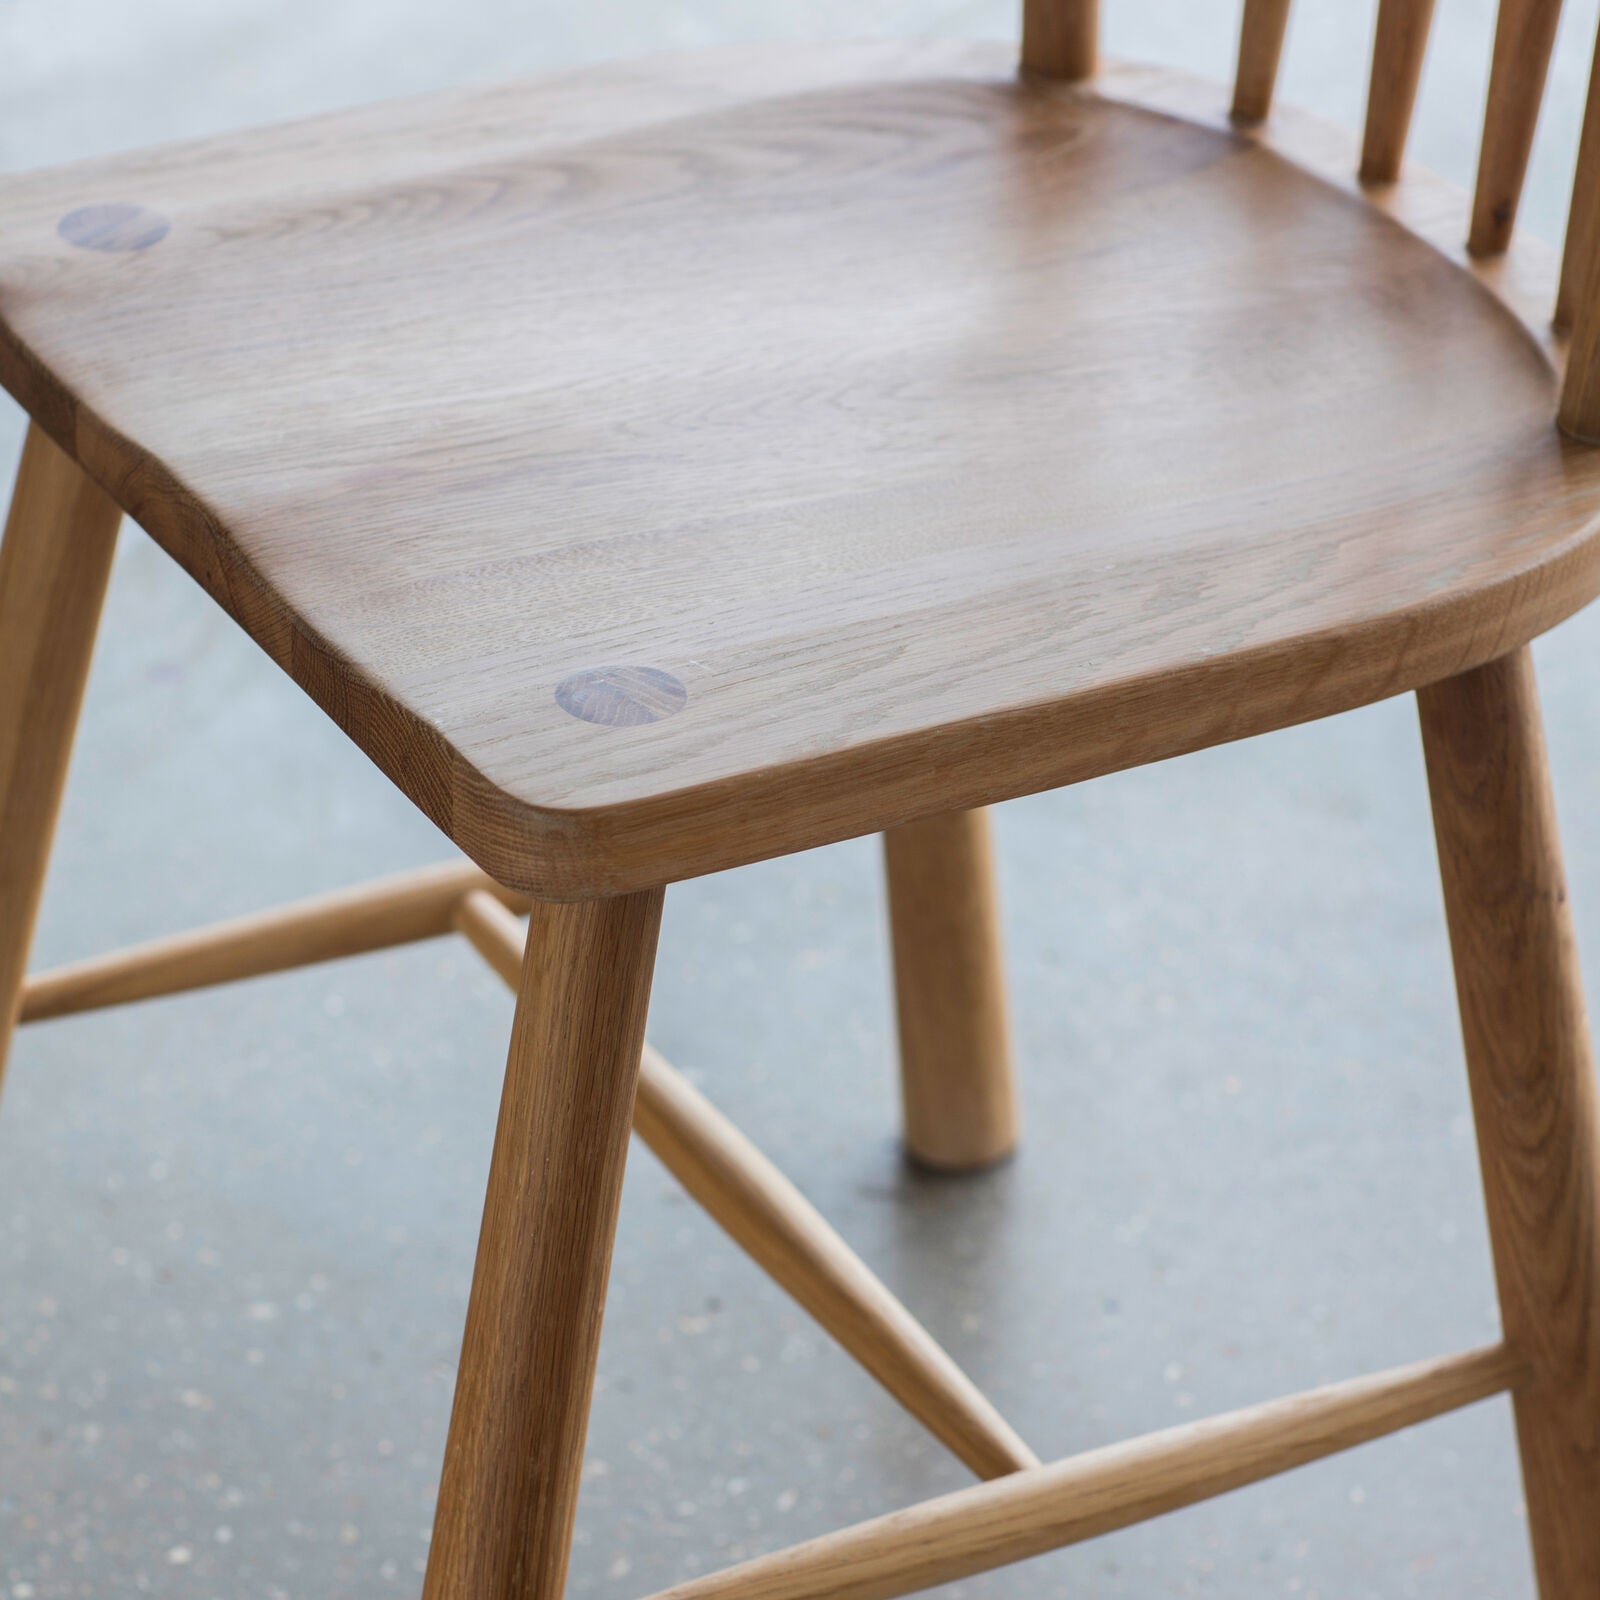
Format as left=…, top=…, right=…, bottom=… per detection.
left=3, top=0, right=1600, bottom=1594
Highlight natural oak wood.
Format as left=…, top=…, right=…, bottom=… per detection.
left=635, top=1046, right=1038, bottom=1482
left=18, top=860, right=526, bottom=1022
left=1559, top=30, right=1600, bottom=439
left=1232, top=0, right=1293, bottom=123
left=1360, top=0, right=1437, bottom=183
left=450, top=888, right=1039, bottom=1481
left=1560, top=268, right=1600, bottom=439
left=422, top=887, right=662, bottom=1600
left=1469, top=0, right=1564, bottom=257
left=4, top=29, right=1600, bottom=1600
left=645, top=1343, right=1526, bottom=1600
left=882, top=810, right=1017, bottom=1171
left=449, top=889, right=536, bottom=988
left=1557, top=24, right=1600, bottom=332
left=6, top=46, right=1600, bottom=898
left=1419, top=648, right=1600, bottom=1600
left=1020, top=0, right=1096, bottom=80
left=0, top=424, right=120, bottom=1085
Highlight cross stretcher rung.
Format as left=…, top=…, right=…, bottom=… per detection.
left=18, top=863, right=1039, bottom=1484
left=12, top=871, right=1538, bottom=1595
left=641, top=1341, right=1526, bottom=1600
left=18, top=860, right=527, bottom=1021
left=451, top=888, right=1039, bottom=1483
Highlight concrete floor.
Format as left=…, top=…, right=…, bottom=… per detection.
left=6, top=1, right=1600, bottom=1595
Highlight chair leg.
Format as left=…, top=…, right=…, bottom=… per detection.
left=1418, top=647, right=1600, bottom=1599
left=422, top=886, right=664, bottom=1600
left=0, top=423, right=120, bottom=1090
left=883, top=808, right=1018, bottom=1171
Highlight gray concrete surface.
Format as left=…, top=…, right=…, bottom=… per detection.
left=5, top=1, right=1600, bottom=1595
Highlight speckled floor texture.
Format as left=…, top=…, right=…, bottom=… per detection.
left=6, top=1, right=1600, bottom=1595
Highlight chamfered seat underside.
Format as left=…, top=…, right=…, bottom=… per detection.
left=3, top=40, right=1599, bottom=896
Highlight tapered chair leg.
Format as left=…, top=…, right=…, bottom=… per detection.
left=883, top=809, right=1018, bottom=1171
left=1419, top=647, right=1600, bottom=1599
left=0, top=424, right=121, bottom=1090
left=422, top=887, right=664, bottom=1600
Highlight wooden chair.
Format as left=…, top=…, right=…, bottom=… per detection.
left=2, top=0, right=1600, bottom=1593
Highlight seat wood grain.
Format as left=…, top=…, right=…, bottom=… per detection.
left=4, top=43, right=1600, bottom=897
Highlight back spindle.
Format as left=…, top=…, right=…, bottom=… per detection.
left=1469, top=0, right=1564, bottom=256
left=1559, top=26, right=1600, bottom=439
left=1021, top=0, right=1097, bottom=80
left=1557, top=26, right=1600, bottom=331
left=1232, top=0, right=1293, bottom=123
left=1361, top=0, right=1438, bottom=182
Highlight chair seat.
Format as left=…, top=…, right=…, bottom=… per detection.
left=3, top=41, right=1598, bottom=896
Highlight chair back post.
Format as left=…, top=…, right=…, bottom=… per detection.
left=1560, top=28, right=1600, bottom=440
left=1557, top=27, right=1600, bottom=333
left=1360, top=0, right=1438, bottom=182
left=1040, top=0, right=1600, bottom=441
left=1021, top=0, right=1097, bottom=80
left=1469, top=0, right=1565, bottom=257
left=1232, top=0, right=1293, bottom=123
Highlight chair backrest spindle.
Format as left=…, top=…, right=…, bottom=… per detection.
left=1557, top=29, right=1600, bottom=332
left=1361, top=0, right=1438, bottom=182
left=1469, top=0, right=1564, bottom=255
left=1023, top=0, right=1600, bottom=442
left=1021, top=0, right=1097, bottom=80
left=1232, top=0, right=1293, bottom=122
left=1559, top=29, right=1600, bottom=438
left=1560, top=299, right=1600, bottom=440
